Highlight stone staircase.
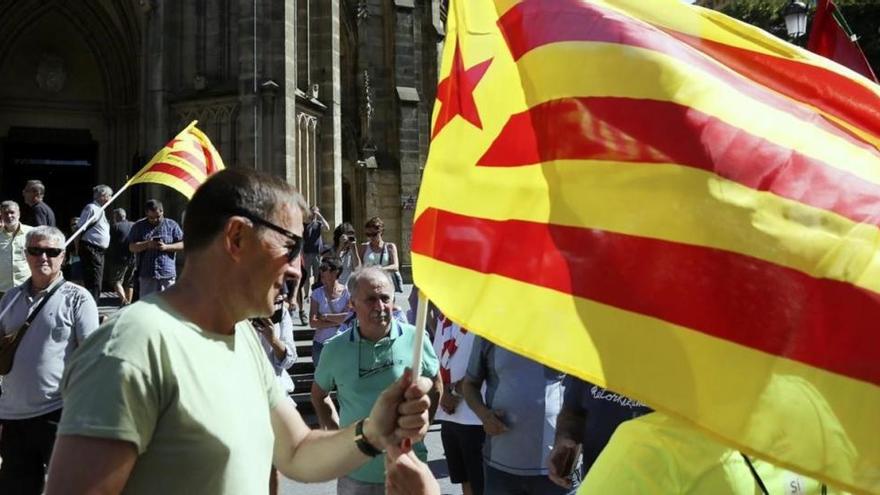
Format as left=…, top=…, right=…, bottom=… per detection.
left=290, top=324, right=319, bottom=414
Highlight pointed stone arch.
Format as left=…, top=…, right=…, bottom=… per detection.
left=0, top=0, right=142, bottom=217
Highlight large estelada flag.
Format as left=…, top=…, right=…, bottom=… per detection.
left=412, top=0, right=880, bottom=492
left=129, top=120, right=225, bottom=198
left=808, top=0, right=878, bottom=84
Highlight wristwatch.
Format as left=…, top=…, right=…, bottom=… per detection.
left=354, top=419, right=383, bottom=457
left=448, top=381, right=462, bottom=398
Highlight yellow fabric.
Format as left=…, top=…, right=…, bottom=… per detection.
left=129, top=120, right=226, bottom=199
left=414, top=1, right=880, bottom=492
left=578, top=413, right=842, bottom=495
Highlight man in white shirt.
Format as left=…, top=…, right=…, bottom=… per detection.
left=75, top=185, right=112, bottom=300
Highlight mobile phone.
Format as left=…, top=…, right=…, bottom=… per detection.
left=558, top=444, right=582, bottom=480
left=270, top=307, right=284, bottom=324
left=151, top=235, right=162, bottom=242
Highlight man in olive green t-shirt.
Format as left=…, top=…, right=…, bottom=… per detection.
left=45, top=169, right=439, bottom=495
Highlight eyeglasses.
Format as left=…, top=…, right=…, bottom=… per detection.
left=365, top=231, right=380, bottom=238
left=319, top=264, right=337, bottom=272
left=358, top=338, right=394, bottom=378
left=229, top=208, right=303, bottom=263
left=26, top=247, right=63, bottom=258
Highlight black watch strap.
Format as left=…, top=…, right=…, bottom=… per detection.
left=354, top=419, right=383, bottom=457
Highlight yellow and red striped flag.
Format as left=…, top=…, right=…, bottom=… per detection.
left=129, top=121, right=225, bottom=198
left=413, top=0, right=880, bottom=492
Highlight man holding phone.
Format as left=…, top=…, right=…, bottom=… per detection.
left=128, top=199, right=183, bottom=297
left=548, top=377, right=651, bottom=489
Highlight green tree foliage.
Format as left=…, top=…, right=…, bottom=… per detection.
left=719, top=0, right=880, bottom=74
left=720, top=0, right=789, bottom=39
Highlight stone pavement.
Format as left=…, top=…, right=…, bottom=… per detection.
left=279, top=423, right=460, bottom=495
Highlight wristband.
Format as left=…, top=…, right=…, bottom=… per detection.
left=354, top=419, right=383, bottom=457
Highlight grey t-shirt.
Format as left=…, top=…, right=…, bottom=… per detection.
left=0, top=278, right=99, bottom=419
left=466, top=336, right=565, bottom=476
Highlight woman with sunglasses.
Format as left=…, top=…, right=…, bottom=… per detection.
left=309, top=256, right=351, bottom=368
left=359, top=217, right=402, bottom=292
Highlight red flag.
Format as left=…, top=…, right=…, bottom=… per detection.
left=807, top=0, right=878, bottom=83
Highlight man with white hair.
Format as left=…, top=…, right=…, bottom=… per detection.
left=0, top=201, right=33, bottom=297
left=311, top=266, right=442, bottom=495
left=75, top=185, right=112, bottom=300
left=0, top=226, right=99, bottom=494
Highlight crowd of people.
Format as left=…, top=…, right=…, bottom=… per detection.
left=0, top=173, right=838, bottom=495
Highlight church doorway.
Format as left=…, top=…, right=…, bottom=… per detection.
left=0, top=127, right=98, bottom=232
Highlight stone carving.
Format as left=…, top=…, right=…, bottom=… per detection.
left=173, top=99, right=239, bottom=125
left=361, top=69, right=374, bottom=147
left=35, top=54, right=66, bottom=93
left=356, top=0, right=369, bottom=23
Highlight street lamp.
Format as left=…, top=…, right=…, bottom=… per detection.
left=782, top=0, right=809, bottom=39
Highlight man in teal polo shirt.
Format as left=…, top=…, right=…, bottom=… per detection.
left=312, top=266, right=442, bottom=495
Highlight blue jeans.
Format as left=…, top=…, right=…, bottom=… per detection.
left=312, top=340, right=325, bottom=369
left=336, top=476, right=384, bottom=495
left=139, top=277, right=175, bottom=297
left=484, top=465, right=577, bottom=495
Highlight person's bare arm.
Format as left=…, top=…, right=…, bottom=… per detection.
left=157, top=241, right=183, bottom=252
left=358, top=244, right=367, bottom=265
left=352, top=244, right=362, bottom=268
left=253, top=319, right=289, bottom=361
left=45, top=435, right=138, bottom=495
left=274, top=371, right=433, bottom=483
left=320, top=312, right=350, bottom=324
left=310, top=381, right=340, bottom=430
left=462, top=376, right=508, bottom=436
left=548, top=404, right=587, bottom=488
left=427, top=374, right=442, bottom=423
left=383, top=243, right=400, bottom=272
left=129, top=239, right=157, bottom=254
left=309, top=298, right=339, bottom=330
left=385, top=447, right=441, bottom=495
left=318, top=214, right=330, bottom=231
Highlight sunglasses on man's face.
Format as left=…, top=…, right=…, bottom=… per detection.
left=229, top=209, right=304, bottom=263
left=26, top=247, right=63, bottom=258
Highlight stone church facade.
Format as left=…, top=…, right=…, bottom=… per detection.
left=0, top=0, right=449, bottom=270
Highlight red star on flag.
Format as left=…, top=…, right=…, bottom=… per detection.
left=432, top=39, right=493, bottom=139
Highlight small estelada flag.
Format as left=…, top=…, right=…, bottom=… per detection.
left=129, top=121, right=225, bottom=198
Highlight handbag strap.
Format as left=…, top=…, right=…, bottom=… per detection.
left=383, top=243, right=395, bottom=266
left=16, top=278, right=66, bottom=337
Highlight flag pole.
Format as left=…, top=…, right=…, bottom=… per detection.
left=411, top=289, right=428, bottom=377
left=63, top=178, right=134, bottom=249
left=62, top=120, right=203, bottom=249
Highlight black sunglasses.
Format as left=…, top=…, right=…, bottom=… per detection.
left=229, top=208, right=303, bottom=262
left=26, top=247, right=63, bottom=258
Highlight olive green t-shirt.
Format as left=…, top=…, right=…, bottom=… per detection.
left=58, top=296, right=286, bottom=494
